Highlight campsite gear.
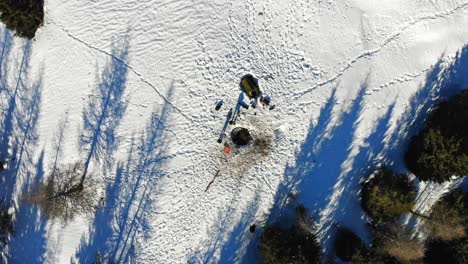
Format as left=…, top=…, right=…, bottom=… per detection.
left=231, top=127, right=252, bottom=146
left=240, top=74, right=262, bottom=99
left=239, top=101, right=249, bottom=109
left=217, top=133, right=226, bottom=144
left=215, top=100, right=223, bottom=111
left=260, top=95, right=271, bottom=107
left=223, top=144, right=231, bottom=154
left=250, top=98, right=258, bottom=108
left=218, top=108, right=233, bottom=143
left=269, top=104, right=276, bottom=110
left=229, top=107, right=240, bottom=125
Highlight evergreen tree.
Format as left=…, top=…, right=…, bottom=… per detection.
left=405, top=90, right=468, bottom=183
left=0, top=0, right=44, bottom=38
left=361, top=168, right=416, bottom=223
left=259, top=206, right=322, bottom=264
left=333, top=226, right=369, bottom=262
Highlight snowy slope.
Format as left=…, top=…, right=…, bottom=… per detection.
left=1, top=0, right=468, bottom=263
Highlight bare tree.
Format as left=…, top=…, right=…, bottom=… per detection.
left=26, top=161, right=96, bottom=222
left=28, top=45, right=130, bottom=211
left=25, top=114, right=96, bottom=222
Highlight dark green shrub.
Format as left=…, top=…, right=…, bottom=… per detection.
left=333, top=226, right=369, bottom=262
left=259, top=206, right=322, bottom=264
left=0, top=0, right=44, bottom=38
left=405, top=90, right=468, bottom=183
left=361, top=168, right=416, bottom=223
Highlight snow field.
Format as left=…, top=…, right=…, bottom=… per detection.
left=1, top=0, right=468, bottom=262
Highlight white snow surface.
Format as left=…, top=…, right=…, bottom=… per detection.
left=1, top=0, right=468, bottom=263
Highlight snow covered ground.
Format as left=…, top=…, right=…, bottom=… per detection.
left=1, top=0, right=468, bottom=263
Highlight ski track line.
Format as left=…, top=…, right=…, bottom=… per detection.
left=293, top=1, right=468, bottom=99
left=48, top=19, right=194, bottom=122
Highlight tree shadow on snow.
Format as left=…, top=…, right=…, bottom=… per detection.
left=8, top=151, right=48, bottom=263
left=0, top=27, right=13, bottom=94
left=80, top=40, right=130, bottom=178
left=187, top=190, right=261, bottom=264
left=216, top=193, right=261, bottom=263
left=75, top=86, right=174, bottom=264
left=0, top=37, right=39, bottom=206
left=0, top=26, right=47, bottom=263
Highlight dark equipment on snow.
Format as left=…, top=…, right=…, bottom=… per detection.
left=249, top=224, right=256, bottom=233
left=218, top=108, right=233, bottom=143
left=205, top=170, right=220, bottom=192
left=231, top=127, right=252, bottom=146
left=215, top=100, right=223, bottom=110
left=260, top=95, right=271, bottom=106
left=239, top=101, right=249, bottom=109
left=229, top=107, right=240, bottom=125
left=240, top=74, right=262, bottom=99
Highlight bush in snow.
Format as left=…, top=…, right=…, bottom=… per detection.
left=405, top=90, right=468, bottom=183
left=361, top=168, right=416, bottom=223
left=424, top=189, right=467, bottom=241
left=0, top=0, right=44, bottom=38
left=259, top=206, right=322, bottom=264
left=25, top=162, right=97, bottom=222
left=423, top=188, right=467, bottom=263
left=371, top=223, right=424, bottom=263
left=333, top=226, right=369, bottom=262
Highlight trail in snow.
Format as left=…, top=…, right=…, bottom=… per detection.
left=48, top=19, right=194, bottom=122
left=293, top=1, right=468, bottom=99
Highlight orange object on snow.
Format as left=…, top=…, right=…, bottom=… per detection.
left=223, top=145, right=231, bottom=154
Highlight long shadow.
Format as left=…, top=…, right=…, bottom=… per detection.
left=2, top=53, right=44, bottom=263
left=0, top=26, right=46, bottom=261
left=0, top=39, right=35, bottom=205
left=80, top=41, right=129, bottom=181
left=0, top=26, right=13, bottom=94
left=187, top=186, right=261, bottom=264
left=75, top=86, right=174, bottom=263
left=216, top=192, right=261, bottom=263
left=269, top=83, right=367, bottom=226
left=266, top=87, right=338, bottom=223
left=8, top=150, right=48, bottom=263
left=318, top=103, right=396, bottom=258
